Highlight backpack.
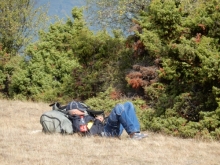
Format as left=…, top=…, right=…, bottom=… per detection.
left=40, top=101, right=105, bottom=135
left=40, top=103, right=73, bottom=134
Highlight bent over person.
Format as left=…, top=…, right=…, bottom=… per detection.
left=66, top=101, right=147, bottom=140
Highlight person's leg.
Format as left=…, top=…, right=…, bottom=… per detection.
left=104, top=101, right=140, bottom=136
left=119, top=101, right=140, bottom=135
left=104, top=103, right=123, bottom=136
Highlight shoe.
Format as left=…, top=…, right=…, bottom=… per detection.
left=130, top=132, right=148, bottom=140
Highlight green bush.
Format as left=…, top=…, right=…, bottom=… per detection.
left=8, top=8, right=129, bottom=102
left=85, top=87, right=121, bottom=114
left=123, top=0, right=220, bottom=140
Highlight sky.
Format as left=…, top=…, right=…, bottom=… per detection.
left=37, top=0, right=86, bottom=21
left=35, top=0, right=100, bottom=32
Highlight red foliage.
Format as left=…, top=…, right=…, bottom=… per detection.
left=132, top=40, right=145, bottom=58
left=128, top=77, right=143, bottom=89
left=133, top=40, right=144, bottom=51
left=110, top=89, right=122, bottom=100
left=126, top=72, right=142, bottom=79
left=140, top=104, right=149, bottom=110
left=195, top=33, right=201, bottom=43
left=198, top=24, right=205, bottom=30
left=126, top=65, right=159, bottom=90
left=159, top=67, right=166, bottom=76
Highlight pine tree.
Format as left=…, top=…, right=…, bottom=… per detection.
left=9, top=7, right=127, bottom=102
left=132, top=0, right=220, bottom=139
left=0, top=0, right=48, bottom=96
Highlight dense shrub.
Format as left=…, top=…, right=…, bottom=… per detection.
left=121, top=0, right=220, bottom=140
left=8, top=8, right=129, bottom=102
left=3, top=1, right=220, bottom=140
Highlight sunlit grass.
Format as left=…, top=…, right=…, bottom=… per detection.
left=0, top=99, right=220, bottom=165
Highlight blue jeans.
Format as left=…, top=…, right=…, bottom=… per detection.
left=104, top=102, right=140, bottom=136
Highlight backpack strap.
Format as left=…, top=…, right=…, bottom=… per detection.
left=49, top=101, right=105, bottom=117
left=87, top=109, right=105, bottom=118
left=49, top=102, right=68, bottom=114
left=40, top=114, right=64, bottom=134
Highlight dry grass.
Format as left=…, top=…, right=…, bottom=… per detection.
left=0, top=99, right=220, bottom=165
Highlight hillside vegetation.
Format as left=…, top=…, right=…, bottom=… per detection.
left=0, top=0, right=220, bottom=139
left=0, top=99, right=220, bottom=165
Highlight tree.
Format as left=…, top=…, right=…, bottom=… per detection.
left=0, top=0, right=48, bottom=54
left=9, top=13, right=80, bottom=101
left=0, top=0, right=49, bottom=96
left=9, top=7, right=128, bottom=102
left=129, top=0, right=220, bottom=139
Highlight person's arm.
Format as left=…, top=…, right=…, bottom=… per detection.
left=95, top=115, right=104, bottom=122
left=68, top=109, right=85, bottom=116
left=69, top=109, right=104, bottom=122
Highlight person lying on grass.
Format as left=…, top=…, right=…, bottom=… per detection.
left=67, top=101, right=147, bottom=140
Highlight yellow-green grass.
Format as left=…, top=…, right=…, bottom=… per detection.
left=0, top=99, right=219, bottom=165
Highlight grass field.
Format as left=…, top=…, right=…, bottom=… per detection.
left=0, top=99, right=220, bottom=165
